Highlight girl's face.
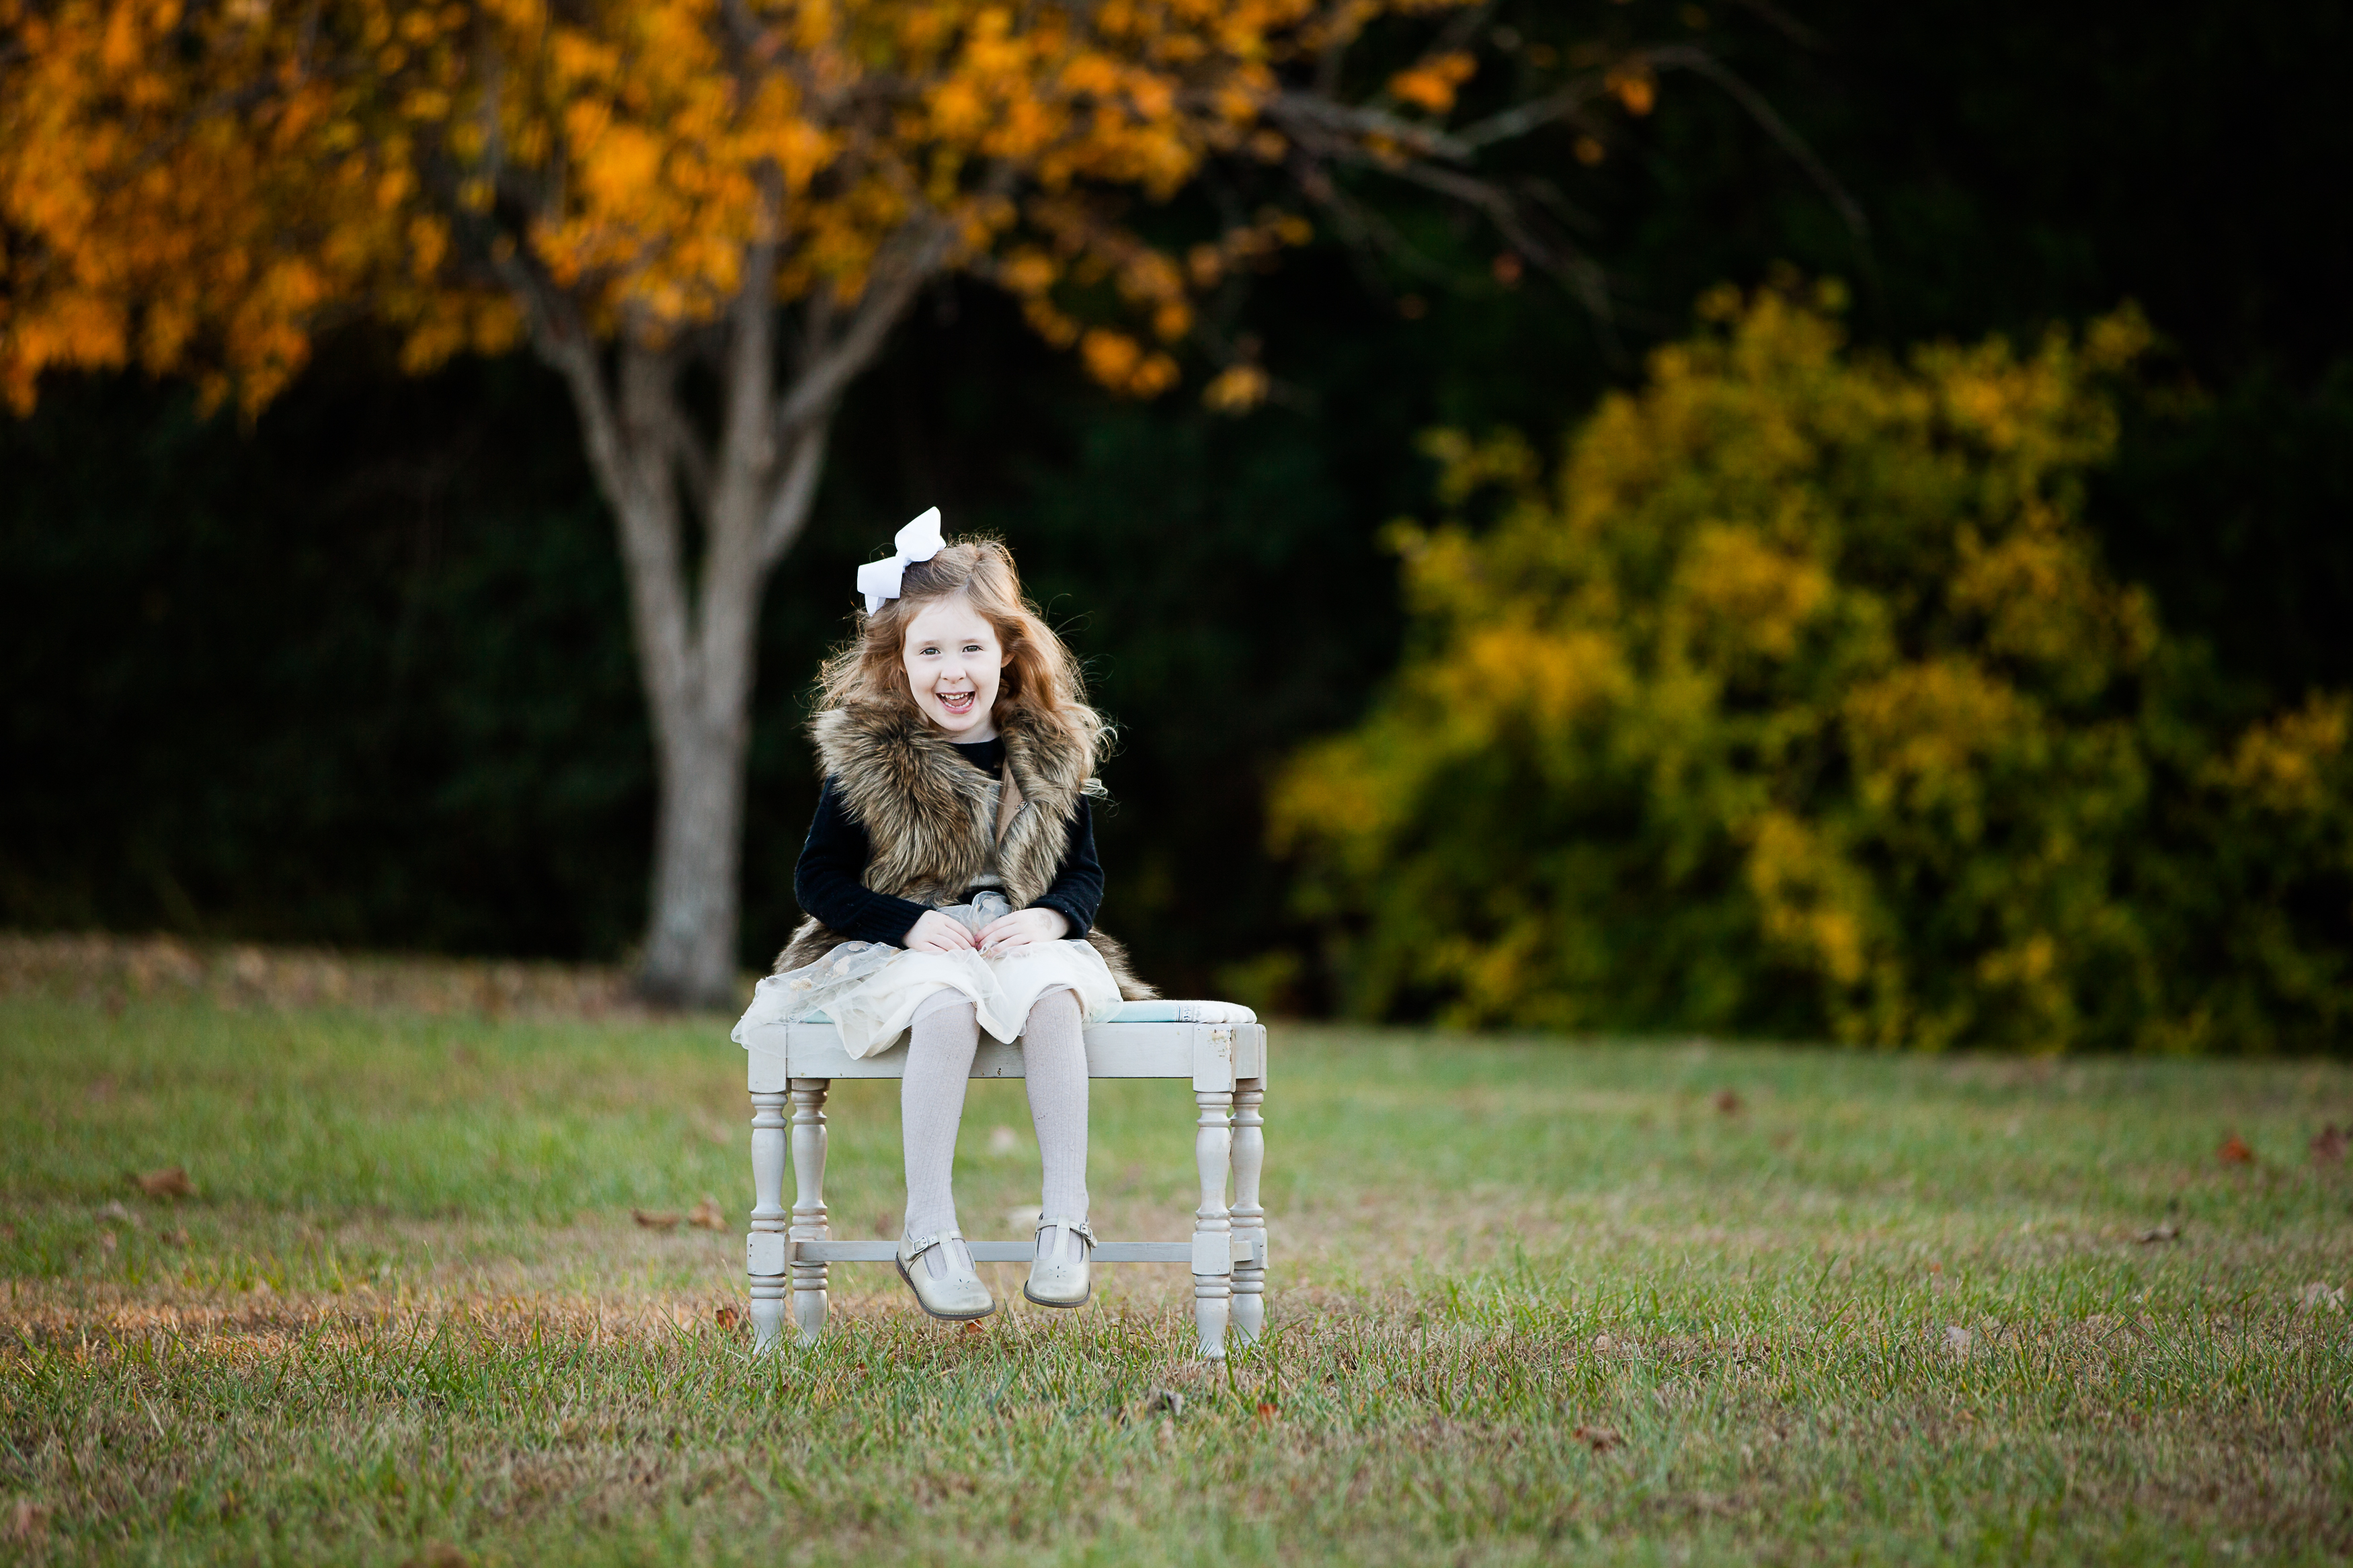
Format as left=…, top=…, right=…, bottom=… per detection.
left=900, top=593, right=1007, bottom=740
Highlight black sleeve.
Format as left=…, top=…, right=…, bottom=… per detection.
left=792, top=777, right=932, bottom=946
left=1028, top=796, right=1103, bottom=938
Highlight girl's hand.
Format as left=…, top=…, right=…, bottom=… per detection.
left=904, top=910, right=978, bottom=952
left=976, top=907, right=1070, bottom=953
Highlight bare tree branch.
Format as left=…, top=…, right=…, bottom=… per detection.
left=1259, top=34, right=1858, bottom=352
left=1271, top=93, right=1472, bottom=162
left=715, top=222, right=779, bottom=493
left=772, top=216, right=957, bottom=438
left=1428, top=0, right=1503, bottom=60
left=1645, top=44, right=1870, bottom=245
left=1380, top=156, right=1613, bottom=327
left=1453, top=75, right=1612, bottom=151
left=663, top=401, right=715, bottom=515
left=1311, top=12, right=1351, bottom=98
left=1288, top=152, right=1453, bottom=289
left=612, top=337, right=696, bottom=711
left=1727, top=0, right=1828, bottom=52
left=497, top=253, right=634, bottom=524
left=792, top=286, right=838, bottom=381
left=756, top=416, right=832, bottom=571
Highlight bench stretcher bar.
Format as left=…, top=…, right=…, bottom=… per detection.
left=744, top=1016, right=1268, bottom=1357
left=749, top=1235, right=1266, bottom=1269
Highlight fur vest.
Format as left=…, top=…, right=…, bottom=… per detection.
left=770, top=701, right=1156, bottom=999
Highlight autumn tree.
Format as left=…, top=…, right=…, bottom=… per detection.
left=1, top=0, right=1812, bottom=1004
left=1275, top=284, right=2353, bottom=1050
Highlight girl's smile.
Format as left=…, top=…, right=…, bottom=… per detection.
left=901, top=593, right=1008, bottom=739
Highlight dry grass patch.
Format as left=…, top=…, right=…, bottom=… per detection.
left=4, top=987, right=2352, bottom=1563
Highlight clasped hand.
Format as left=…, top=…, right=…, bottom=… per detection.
left=904, top=907, right=1069, bottom=954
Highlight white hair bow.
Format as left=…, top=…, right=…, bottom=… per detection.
left=854, top=507, right=946, bottom=614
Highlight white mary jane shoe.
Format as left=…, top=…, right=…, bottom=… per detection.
left=1024, top=1216, right=1095, bottom=1309
left=896, top=1229, right=995, bottom=1321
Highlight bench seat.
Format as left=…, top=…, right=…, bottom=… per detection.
left=737, top=1010, right=1269, bottom=1358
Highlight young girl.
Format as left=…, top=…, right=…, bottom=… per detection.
left=746, top=512, right=1153, bottom=1321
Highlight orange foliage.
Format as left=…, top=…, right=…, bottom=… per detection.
left=1388, top=49, right=1474, bottom=114
left=0, top=0, right=1399, bottom=413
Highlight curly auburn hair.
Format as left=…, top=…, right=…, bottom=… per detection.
left=816, top=536, right=1108, bottom=769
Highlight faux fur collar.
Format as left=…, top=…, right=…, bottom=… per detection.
left=771, top=700, right=1152, bottom=998
left=807, top=700, right=1096, bottom=912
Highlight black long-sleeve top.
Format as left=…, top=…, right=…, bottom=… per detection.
left=792, top=737, right=1103, bottom=946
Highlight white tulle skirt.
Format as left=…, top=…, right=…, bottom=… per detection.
left=731, top=891, right=1125, bottom=1059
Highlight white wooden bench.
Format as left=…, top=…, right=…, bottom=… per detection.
left=740, top=1011, right=1269, bottom=1358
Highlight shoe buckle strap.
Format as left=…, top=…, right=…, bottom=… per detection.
left=900, top=1227, right=965, bottom=1264
left=1035, top=1216, right=1095, bottom=1250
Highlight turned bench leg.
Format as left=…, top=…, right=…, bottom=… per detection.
left=789, top=1078, right=832, bottom=1345
left=1230, top=1076, right=1267, bottom=1344
left=1193, top=1088, right=1234, bottom=1358
left=748, top=1087, right=790, bottom=1352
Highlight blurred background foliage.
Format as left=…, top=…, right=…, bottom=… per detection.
left=1276, top=287, right=2352, bottom=1050
left=5, top=0, right=2350, bottom=1042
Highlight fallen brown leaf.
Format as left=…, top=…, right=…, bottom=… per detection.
left=1713, top=1089, right=1742, bottom=1116
left=631, top=1209, right=681, bottom=1231
left=2218, top=1134, right=2254, bottom=1165
left=2312, top=1124, right=2346, bottom=1165
left=713, top=1305, right=742, bottom=1330
left=1255, top=1399, right=1279, bottom=1423
left=134, top=1166, right=192, bottom=1198
left=959, top=1320, right=985, bottom=1339
left=1573, top=1425, right=1623, bottom=1452
left=5, top=1501, right=51, bottom=1545
left=2136, top=1223, right=2182, bottom=1244
left=399, top=1545, right=470, bottom=1568
left=688, top=1194, right=727, bottom=1231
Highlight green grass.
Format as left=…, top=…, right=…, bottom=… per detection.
left=3, top=993, right=2351, bottom=1565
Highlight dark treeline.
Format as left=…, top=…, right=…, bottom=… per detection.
left=6, top=0, right=2348, bottom=1005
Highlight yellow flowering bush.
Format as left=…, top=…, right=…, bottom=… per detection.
left=1275, top=284, right=2353, bottom=1050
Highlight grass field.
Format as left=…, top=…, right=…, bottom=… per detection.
left=3, top=987, right=2351, bottom=1565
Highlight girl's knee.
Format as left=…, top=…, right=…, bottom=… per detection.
left=1023, top=987, right=1082, bottom=1034
left=912, top=989, right=977, bottom=1027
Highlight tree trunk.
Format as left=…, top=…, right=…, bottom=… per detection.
left=513, top=227, right=944, bottom=1008
left=639, top=694, right=751, bottom=1007
left=621, top=378, right=831, bottom=1008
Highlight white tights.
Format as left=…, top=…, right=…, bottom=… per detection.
left=902, top=985, right=1088, bottom=1277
